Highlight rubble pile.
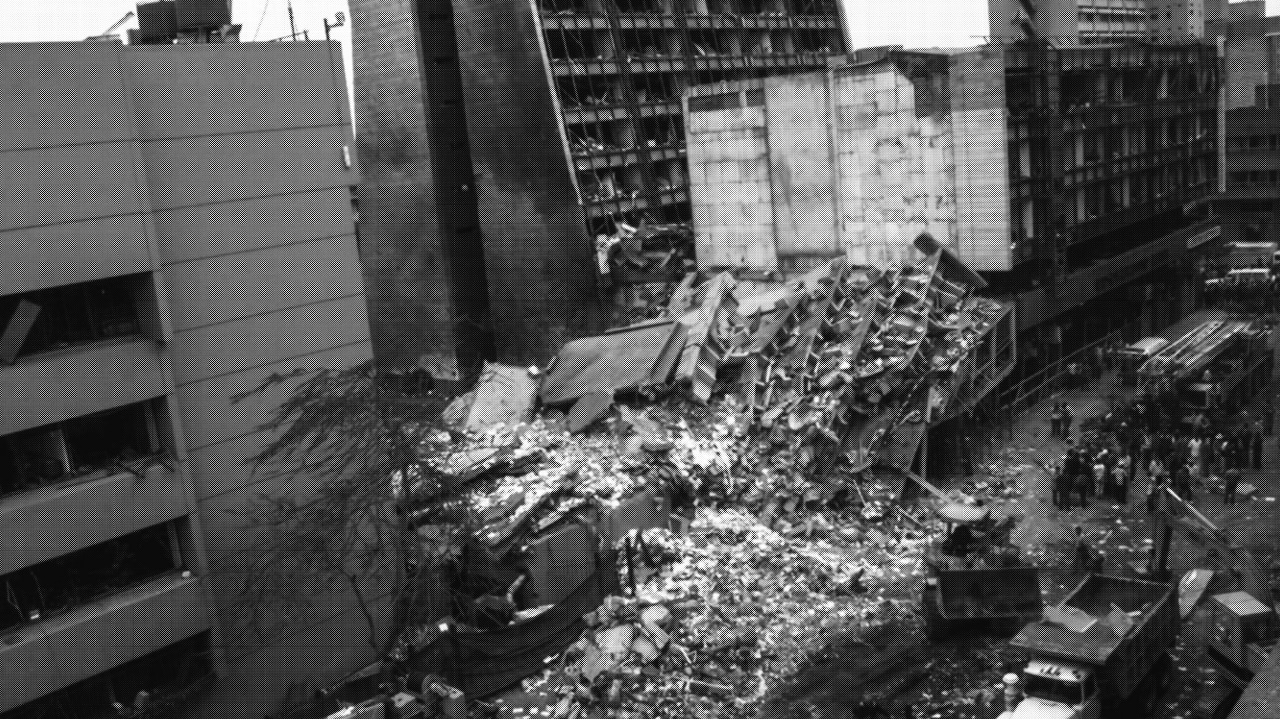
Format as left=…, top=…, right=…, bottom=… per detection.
left=597, top=222, right=697, bottom=283
left=519, top=507, right=928, bottom=719
left=407, top=241, right=1014, bottom=716
left=434, top=246, right=1009, bottom=537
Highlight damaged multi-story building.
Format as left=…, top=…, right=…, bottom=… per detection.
left=350, top=0, right=848, bottom=379
left=683, top=40, right=1223, bottom=373
left=0, top=12, right=376, bottom=718
left=988, top=0, right=1229, bottom=43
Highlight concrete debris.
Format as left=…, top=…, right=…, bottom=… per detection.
left=517, top=506, right=927, bottom=719
left=417, top=245, right=1011, bottom=716
left=443, top=363, right=539, bottom=432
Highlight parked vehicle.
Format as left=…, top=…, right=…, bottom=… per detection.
left=999, top=574, right=1178, bottom=719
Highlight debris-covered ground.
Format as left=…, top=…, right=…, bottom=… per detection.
left=409, top=250, right=1280, bottom=719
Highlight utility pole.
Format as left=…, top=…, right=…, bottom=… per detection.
left=287, top=1, right=298, bottom=41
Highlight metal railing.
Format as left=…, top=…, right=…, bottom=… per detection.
left=997, top=329, right=1126, bottom=419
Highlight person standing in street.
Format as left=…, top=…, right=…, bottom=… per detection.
left=1113, top=458, right=1129, bottom=505
left=1264, top=398, right=1274, bottom=436
left=1075, top=469, right=1090, bottom=509
left=1252, top=419, right=1264, bottom=471
left=1050, top=402, right=1063, bottom=440
left=1147, top=474, right=1164, bottom=514
left=1216, top=433, right=1231, bottom=474
left=1092, top=456, right=1106, bottom=501
left=1054, top=463, right=1072, bottom=511
left=1175, top=462, right=1194, bottom=502
left=1188, top=434, right=1203, bottom=479
left=1224, top=467, right=1241, bottom=505
left=1073, top=526, right=1090, bottom=569
left=1148, top=456, right=1165, bottom=489
left=1062, top=403, right=1074, bottom=440
left=1141, top=431, right=1153, bottom=473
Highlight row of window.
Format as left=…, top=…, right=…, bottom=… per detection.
left=543, top=27, right=835, bottom=62
left=0, top=632, right=211, bottom=719
left=1227, top=134, right=1280, bottom=151
left=0, top=522, right=181, bottom=635
left=538, top=0, right=837, bottom=16
left=0, top=400, right=164, bottom=499
left=1229, top=170, right=1280, bottom=186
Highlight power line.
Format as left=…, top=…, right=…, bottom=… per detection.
left=252, top=0, right=273, bottom=41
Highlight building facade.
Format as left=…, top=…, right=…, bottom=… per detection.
left=1209, top=4, right=1280, bottom=246
left=685, top=41, right=1220, bottom=353
left=1209, top=4, right=1280, bottom=109
left=351, top=0, right=847, bottom=376
left=989, top=0, right=1227, bottom=43
left=0, top=41, right=374, bottom=718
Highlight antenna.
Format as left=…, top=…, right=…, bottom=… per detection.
left=287, top=1, right=298, bottom=41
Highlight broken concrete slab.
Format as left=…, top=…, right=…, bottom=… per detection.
left=464, top=363, right=539, bottom=431
left=567, top=390, right=613, bottom=434
left=540, top=319, right=686, bottom=405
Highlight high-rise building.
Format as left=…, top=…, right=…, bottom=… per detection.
left=989, top=0, right=1227, bottom=43
left=0, top=39, right=373, bottom=718
left=351, top=0, right=848, bottom=376
left=684, top=41, right=1221, bottom=355
left=1209, top=3, right=1280, bottom=245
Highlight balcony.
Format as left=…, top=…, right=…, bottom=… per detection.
left=0, top=573, right=211, bottom=712
left=0, top=338, right=168, bottom=437
left=0, top=461, right=186, bottom=575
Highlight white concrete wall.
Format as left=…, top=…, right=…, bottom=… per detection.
left=949, top=48, right=1013, bottom=272
left=765, top=73, right=839, bottom=264
left=832, top=63, right=958, bottom=269
left=687, top=88, right=778, bottom=270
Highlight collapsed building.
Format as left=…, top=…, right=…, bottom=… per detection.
left=366, top=235, right=1016, bottom=717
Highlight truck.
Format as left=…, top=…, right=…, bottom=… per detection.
left=999, top=574, right=1178, bottom=719
left=919, top=501, right=1043, bottom=641
left=1137, top=310, right=1272, bottom=423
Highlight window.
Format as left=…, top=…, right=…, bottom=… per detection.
left=1024, top=674, right=1084, bottom=706
left=0, top=275, right=143, bottom=361
left=0, top=401, right=164, bottom=498
left=0, top=522, right=180, bottom=634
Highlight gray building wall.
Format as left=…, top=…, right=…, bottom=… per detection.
left=1211, top=14, right=1280, bottom=109
left=350, top=0, right=493, bottom=380
left=453, top=0, right=606, bottom=366
left=0, top=41, right=376, bottom=718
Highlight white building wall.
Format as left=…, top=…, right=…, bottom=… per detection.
left=686, top=89, right=778, bottom=270
left=831, top=64, right=959, bottom=269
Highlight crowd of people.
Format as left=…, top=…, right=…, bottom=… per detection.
left=1047, top=392, right=1273, bottom=518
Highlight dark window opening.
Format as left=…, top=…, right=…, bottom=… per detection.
left=631, top=72, right=677, bottom=104
left=0, top=275, right=143, bottom=362
left=0, top=632, right=212, bottom=719
left=688, top=30, right=725, bottom=55
left=0, top=401, right=164, bottom=498
left=0, top=522, right=180, bottom=634
left=614, top=0, right=660, bottom=13
left=688, top=92, right=739, bottom=113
